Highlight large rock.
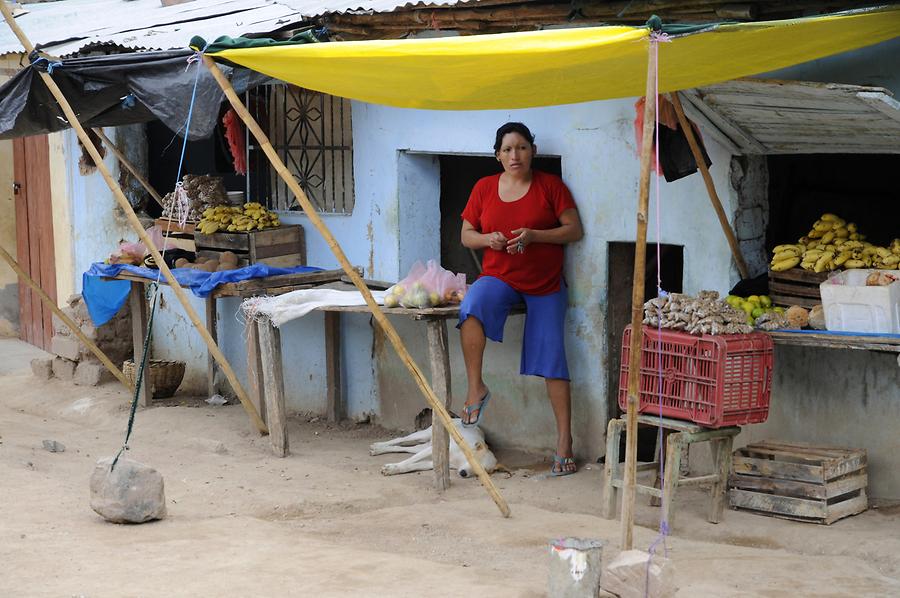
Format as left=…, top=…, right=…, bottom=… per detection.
left=601, top=550, right=676, bottom=598
left=31, top=357, right=53, bottom=380
left=548, top=538, right=612, bottom=598
left=52, top=356, right=76, bottom=380
left=90, top=457, right=167, bottom=524
left=51, top=335, right=81, bottom=361
left=74, top=362, right=113, bottom=386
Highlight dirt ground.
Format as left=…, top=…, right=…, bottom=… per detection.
left=2, top=339, right=899, bottom=597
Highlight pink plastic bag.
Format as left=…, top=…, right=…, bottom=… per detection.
left=386, top=260, right=467, bottom=308
left=107, top=225, right=168, bottom=265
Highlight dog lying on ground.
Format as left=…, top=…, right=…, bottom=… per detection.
left=369, top=418, right=497, bottom=478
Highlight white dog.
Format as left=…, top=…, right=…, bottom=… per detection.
left=370, top=418, right=497, bottom=478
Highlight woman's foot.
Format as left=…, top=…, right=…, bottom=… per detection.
left=550, top=455, right=577, bottom=476
left=461, top=387, right=491, bottom=427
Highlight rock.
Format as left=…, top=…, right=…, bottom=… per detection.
left=601, top=550, right=676, bottom=598
left=31, top=357, right=53, bottom=380
left=42, top=439, right=65, bottom=453
left=51, top=335, right=81, bottom=361
left=74, top=362, right=113, bottom=386
left=89, top=457, right=166, bottom=524
left=52, top=356, right=77, bottom=380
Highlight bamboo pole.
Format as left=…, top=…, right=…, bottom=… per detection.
left=0, top=244, right=134, bottom=391
left=669, top=92, right=750, bottom=280
left=0, top=3, right=267, bottom=435
left=202, top=55, right=512, bottom=518
left=621, top=40, right=658, bottom=551
left=92, top=128, right=164, bottom=208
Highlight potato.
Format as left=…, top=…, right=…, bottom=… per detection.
left=220, top=251, right=239, bottom=266
left=216, top=263, right=233, bottom=272
left=174, top=258, right=189, bottom=268
left=785, top=305, right=809, bottom=329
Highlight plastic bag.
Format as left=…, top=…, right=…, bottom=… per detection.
left=385, top=260, right=467, bottom=309
left=106, top=225, right=168, bottom=265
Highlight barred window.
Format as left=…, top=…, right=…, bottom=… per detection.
left=261, top=84, right=354, bottom=214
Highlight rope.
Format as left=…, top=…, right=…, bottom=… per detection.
left=646, top=28, right=670, bottom=598
left=110, top=47, right=206, bottom=471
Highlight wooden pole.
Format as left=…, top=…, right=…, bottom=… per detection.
left=202, top=55, right=511, bottom=518
left=0, top=3, right=267, bottom=435
left=92, top=128, right=164, bottom=209
left=669, top=92, right=750, bottom=280
left=0, top=244, right=134, bottom=392
left=621, top=40, right=658, bottom=550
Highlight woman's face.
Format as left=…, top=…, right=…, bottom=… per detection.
left=496, top=132, right=535, bottom=175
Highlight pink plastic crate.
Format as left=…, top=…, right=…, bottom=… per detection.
left=618, top=325, right=774, bottom=428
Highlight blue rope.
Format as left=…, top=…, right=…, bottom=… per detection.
left=175, top=45, right=209, bottom=182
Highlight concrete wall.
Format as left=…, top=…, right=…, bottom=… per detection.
left=0, top=56, right=21, bottom=336
left=258, top=99, right=738, bottom=461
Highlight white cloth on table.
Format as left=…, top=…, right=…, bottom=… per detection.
left=242, top=288, right=388, bottom=327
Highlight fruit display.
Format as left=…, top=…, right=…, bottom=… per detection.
left=197, top=203, right=281, bottom=234
left=173, top=251, right=240, bottom=272
left=724, top=294, right=786, bottom=329
left=161, top=175, right=228, bottom=222
left=770, top=213, right=900, bottom=272
left=642, top=290, right=754, bottom=335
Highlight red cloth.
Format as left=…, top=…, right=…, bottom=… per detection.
left=222, top=109, right=246, bottom=175
left=462, top=170, right=576, bottom=295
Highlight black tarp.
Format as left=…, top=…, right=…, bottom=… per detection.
left=0, top=50, right=268, bottom=141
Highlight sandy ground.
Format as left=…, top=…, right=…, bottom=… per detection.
left=2, top=338, right=900, bottom=597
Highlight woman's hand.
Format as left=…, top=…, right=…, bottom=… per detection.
left=506, top=228, right=533, bottom=254
left=487, top=231, right=508, bottom=251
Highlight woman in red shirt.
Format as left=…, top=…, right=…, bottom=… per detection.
left=458, top=122, right=584, bottom=476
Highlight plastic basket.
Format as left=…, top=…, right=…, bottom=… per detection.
left=618, top=325, right=773, bottom=428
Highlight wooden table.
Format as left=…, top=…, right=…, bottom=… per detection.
left=249, top=303, right=463, bottom=491
left=109, top=269, right=349, bottom=407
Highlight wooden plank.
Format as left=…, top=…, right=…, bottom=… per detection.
left=426, top=319, right=452, bottom=492
left=324, top=312, right=343, bottom=423
left=214, top=269, right=346, bottom=294
left=769, top=293, right=819, bottom=310
left=770, top=334, right=900, bottom=353
left=708, top=435, right=733, bottom=523
left=769, top=268, right=829, bottom=284
left=245, top=315, right=266, bottom=427
left=769, top=281, right=822, bottom=299
left=339, top=275, right=394, bottom=290
left=253, top=242, right=303, bottom=260
left=740, top=444, right=834, bottom=464
left=601, top=418, right=623, bottom=519
left=856, top=92, right=900, bottom=123
left=749, top=440, right=859, bottom=458
left=129, top=282, right=152, bottom=408
left=30, top=135, right=55, bottom=350
left=729, top=488, right=827, bottom=519
left=676, top=93, right=742, bottom=154
left=730, top=473, right=830, bottom=499
left=24, top=136, right=44, bottom=348
left=732, top=455, right=824, bottom=483
left=258, top=318, right=288, bottom=457
left=206, top=295, right=217, bottom=398
left=823, top=492, right=868, bottom=524
left=824, top=453, right=867, bottom=481
left=681, top=88, right=768, bottom=153
left=13, top=137, right=33, bottom=346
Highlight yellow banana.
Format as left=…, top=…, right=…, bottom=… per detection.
left=813, top=221, right=832, bottom=232
left=820, top=231, right=835, bottom=245
left=771, top=256, right=801, bottom=272
left=820, top=213, right=839, bottom=222
left=834, top=252, right=852, bottom=266
left=844, top=259, right=866, bottom=269
left=814, top=252, right=834, bottom=273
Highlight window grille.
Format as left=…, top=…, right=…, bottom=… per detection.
left=260, top=84, right=354, bottom=214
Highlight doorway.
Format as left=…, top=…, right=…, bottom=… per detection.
left=439, top=154, right=562, bottom=282
left=13, top=135, right=56, bottom=350
left=606, top=242, right=683, bottom=460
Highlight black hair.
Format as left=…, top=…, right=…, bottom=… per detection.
left=493, top=122, right=535, bottom=153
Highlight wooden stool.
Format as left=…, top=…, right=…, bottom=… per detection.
left=601, top=414, right=740, bottom=527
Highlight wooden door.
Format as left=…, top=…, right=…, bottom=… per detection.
left=13, top=135, right=56, bottom=350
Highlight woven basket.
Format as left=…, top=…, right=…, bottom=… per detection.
left=122, top=359, right=186, bottom=399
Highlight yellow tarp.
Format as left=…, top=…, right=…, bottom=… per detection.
left=213, top=8, right=900, bottom=110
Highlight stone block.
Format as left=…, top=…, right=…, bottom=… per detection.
left=52, top=356, right=76, bottom=380
left=548, top=538, right=610, bottom=598
left=42, top=439, right=65, bottom=453
left=31, top=357, right=53, bottom=380
left=52, top=313, right=70, bottom=337
left=51, top=335, right=81, bottom=361
left=601, top=550, right=676, bottom=598
left=74, top=362, right=113, bottom=386
left=90, top=457, right=166, bottom=524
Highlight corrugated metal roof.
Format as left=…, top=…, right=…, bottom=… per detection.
left=0, top=0, right=461, bottom=57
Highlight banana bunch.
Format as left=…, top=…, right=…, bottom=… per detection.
left=770, top=213, right=900, bottom=273
left=197, top=203, right=281, bottom=234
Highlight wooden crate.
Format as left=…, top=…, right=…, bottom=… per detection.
left=155, top=218, right=197, bottom=252
left=768, top=268, right=829, bottom=309
left=729, top=441, right=868, bottom=524
left=194, top=225, right=306, bottom=268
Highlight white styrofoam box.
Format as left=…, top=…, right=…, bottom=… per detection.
left=819, top=270, right=900, bottom=334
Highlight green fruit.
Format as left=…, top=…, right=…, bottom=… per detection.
left=751, top=307, right=765, bottom=319
left=741, top=303, right=754, bottom=315
left=747, top=295, right=761, bottom=304
left=747, top=316, right=755, bottom=325
left=773, top=306, right=785, bottom=314
left=760, top=295, right=772, bottom=308
left=726, top=295, right=742, bottom=307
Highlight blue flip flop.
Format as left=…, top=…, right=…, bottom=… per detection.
left=550, top=455, right=577, bottom=477
left=461, top=389, right=491, bottom=428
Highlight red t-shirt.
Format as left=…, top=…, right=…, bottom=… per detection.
left=462, top=170, right=577, bottom=295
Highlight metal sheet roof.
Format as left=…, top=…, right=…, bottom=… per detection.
left=0, top=0, right=460, bottom=57
left=682, top=79, right=900, bottom=154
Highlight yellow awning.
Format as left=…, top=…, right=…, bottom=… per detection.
left=210, top=7, right=900, bottom=110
